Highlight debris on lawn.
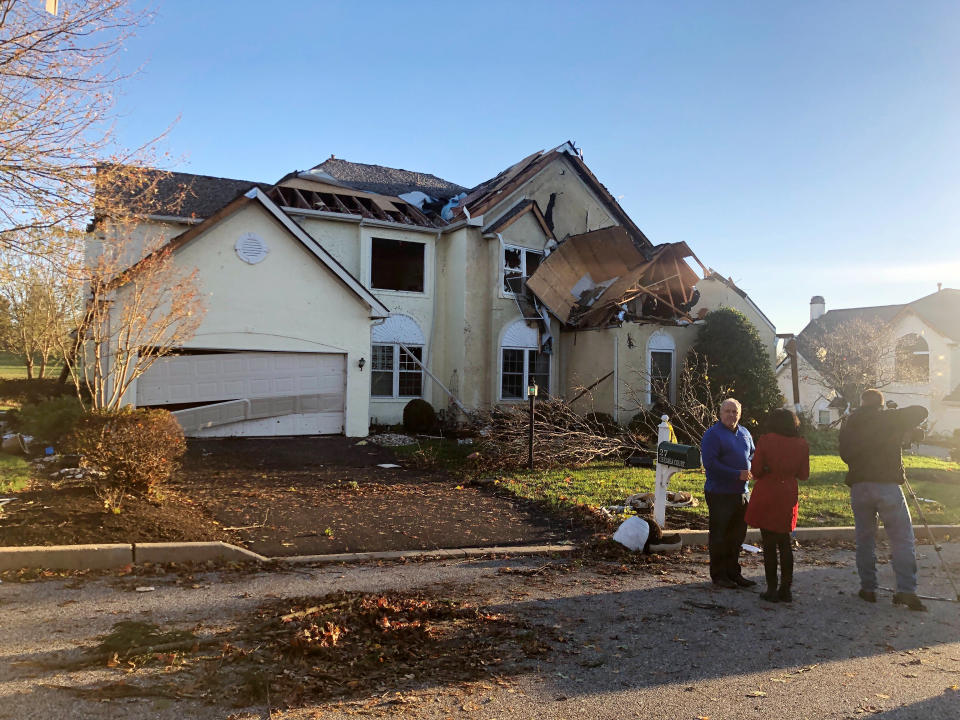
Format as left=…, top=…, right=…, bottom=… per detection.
left=368, top=433, right=417, bottom=447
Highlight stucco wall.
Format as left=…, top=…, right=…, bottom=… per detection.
left=483, top=155, right=615, bottom=241
left=119, top=202, right=377, bottom=436
left=693, top=276, right=777, bottom=364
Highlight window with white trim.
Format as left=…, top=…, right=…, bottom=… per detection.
left=502, top=244, right=543, bottom=294
left=647, top=331, right=676, bottom=404
left=371, top=314, right=426, bottom=399
left=500, top=320, right=549, bottom=399
left=371, top=344, right=423, bottom=398
left=818, top=409, right=831, bottom=426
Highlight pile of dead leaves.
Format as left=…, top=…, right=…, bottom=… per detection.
left=228, top=589, right=553, bottom=707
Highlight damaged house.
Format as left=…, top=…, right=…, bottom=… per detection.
left=92, top=142, right=775, bottom=437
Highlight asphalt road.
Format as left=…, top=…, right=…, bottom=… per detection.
left=2, top=543, right=959, bottom=720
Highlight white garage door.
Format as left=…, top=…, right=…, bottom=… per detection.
left=136, top=352, right=345, bottom=437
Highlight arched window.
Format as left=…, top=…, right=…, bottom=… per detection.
left=371, top=315, right=425, bottom=398
left=895, top=333, right=929, bottom=383
left=500, top=320, right=549, bottom=399
left=647, top=331, right=676, bottom=405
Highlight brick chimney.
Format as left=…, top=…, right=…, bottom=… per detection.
left=810, top=295, right=825, bottom=321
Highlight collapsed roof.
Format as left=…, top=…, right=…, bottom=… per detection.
left=525, top=226, right=706, bottom=330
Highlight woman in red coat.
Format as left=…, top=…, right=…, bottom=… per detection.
left=745, top=408, right=810, bottom=603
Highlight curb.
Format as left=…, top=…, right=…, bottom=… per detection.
left=0, top=526, right=957, bottom=572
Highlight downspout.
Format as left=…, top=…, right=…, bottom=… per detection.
left=613, top=333, right=620, bottom=423
left=425, top=229, right=442, bottom=403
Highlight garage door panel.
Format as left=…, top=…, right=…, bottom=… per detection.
left=137, top=352, right=347, bottom=429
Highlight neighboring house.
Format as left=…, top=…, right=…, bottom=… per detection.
left=94, top=142, right=777, bottom=437
left=777, top=290, right=960, bottom=436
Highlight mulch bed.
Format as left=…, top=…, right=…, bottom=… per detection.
left=0, top=436, right=605, bottom=553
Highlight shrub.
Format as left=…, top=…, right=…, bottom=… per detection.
left=403, top=399, right=437, bottom=434
left=63, top=407, right=186, bottom=503
left=14, top=395, right=84, bottom=444
left=0, top=378, right=74, bottom=406
left=691, top=308, right=782, bottom=429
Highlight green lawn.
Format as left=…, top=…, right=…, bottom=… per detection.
left=0, top=454, right=31, bottom=494
left=403, top=438, right=960, bottom=527
left=0, top=351, right=62, bottom=380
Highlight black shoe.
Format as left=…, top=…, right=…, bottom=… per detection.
left=893, top=592, right=928, bottom=612
left=759, top=589, right=780, bottom=603
left=712, top=577, right=738, bottom=589
left=732, top=576, right=757, bottom=588
left=778, top=586, right=792, bottom=603
left=858, top=589, right=877, bottom=603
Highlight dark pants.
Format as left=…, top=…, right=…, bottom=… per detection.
left=706, top=492, right=748, bottom=581
left=760, top=528, right=793, bottom=591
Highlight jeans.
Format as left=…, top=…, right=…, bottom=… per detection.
left=705, top=492, right=748, bottom=581
left=850, top=482, right=917, bottom=594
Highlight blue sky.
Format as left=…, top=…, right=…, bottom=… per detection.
left=112, top=0, right=960, bottom=334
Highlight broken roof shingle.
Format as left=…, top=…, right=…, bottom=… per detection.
left=311, top=157, right=467, bottom=201
left=453, top=143, right=653, bottom=252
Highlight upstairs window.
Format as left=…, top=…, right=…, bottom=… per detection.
left=371, top=238, right=424, bottom=292
left=895, top=333, right=929, bottom=383
left=503, top=245, right=543, bottom=294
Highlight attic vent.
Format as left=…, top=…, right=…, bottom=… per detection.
left=235, top=233, right=269, bottom=264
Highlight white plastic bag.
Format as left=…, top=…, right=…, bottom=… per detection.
left=612, top=515, right=650, bottom=551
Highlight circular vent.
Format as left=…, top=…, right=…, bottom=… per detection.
left=235, top=232, right=269, bottom=264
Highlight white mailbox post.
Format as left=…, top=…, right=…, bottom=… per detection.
left=653, top=415, right=701, bottom=527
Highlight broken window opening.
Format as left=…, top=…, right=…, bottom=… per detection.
left=371, top=238, right=425, bottom=292
left=503, top=245, right=544, bottom=295
left=372, top=343, right=423, bottom=398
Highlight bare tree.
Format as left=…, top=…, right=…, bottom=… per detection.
left=0, top=248, right=79, bottom=377
left=799, top=317, right=900, bottom=408
left=0, top=0, right=169, bottom=261
left=60, top=207, right=205, bottom=410
left=622, top=350, right=732, bottom=445
left=471, top=398, right=649, bottom=470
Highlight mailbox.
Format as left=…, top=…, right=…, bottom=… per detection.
left=656, top=442, right=700, bottom=469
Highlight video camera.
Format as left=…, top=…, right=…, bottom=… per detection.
left=885, top=400, right=926, bottom=446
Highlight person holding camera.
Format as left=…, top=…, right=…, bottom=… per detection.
left=839, top=389, right=928, bottom=611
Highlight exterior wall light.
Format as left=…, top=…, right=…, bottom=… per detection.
left=358, top=357, right=366, bottom=371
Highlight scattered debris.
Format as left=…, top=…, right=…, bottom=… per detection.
left=368, top=433, right=416, bottom=447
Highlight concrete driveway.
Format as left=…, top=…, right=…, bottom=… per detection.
left=1, top=542, right=959, bottom=719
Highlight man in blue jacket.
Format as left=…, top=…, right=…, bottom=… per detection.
left=702, top=398, right=756, bottom=588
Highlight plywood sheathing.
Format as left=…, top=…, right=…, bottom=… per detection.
left=526, top=227, right=703, bottom=329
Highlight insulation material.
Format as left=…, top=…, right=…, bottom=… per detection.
left=525, top=226, right=705, bottom=329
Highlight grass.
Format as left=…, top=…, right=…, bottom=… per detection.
left=399, top=438, right=960, bottom=527
left=0, top=351, right=62, bottom=380
left=0, top=454, right=31, bottom=494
